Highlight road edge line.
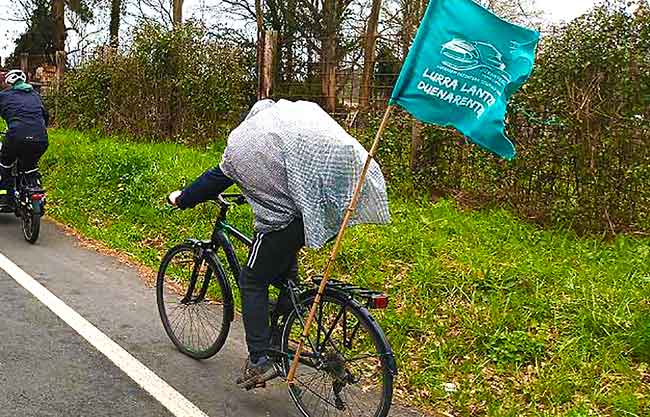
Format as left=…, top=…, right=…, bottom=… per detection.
left=0, top=251, right=210, bottom=417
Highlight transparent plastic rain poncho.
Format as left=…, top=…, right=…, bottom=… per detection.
left=220, top=99, right=390, bottom=248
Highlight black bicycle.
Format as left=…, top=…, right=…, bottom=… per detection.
left=156, top=193, right=397, bottom=417
left=0, top=132, right=46, bottom=243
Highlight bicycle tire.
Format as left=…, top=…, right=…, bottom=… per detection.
left=281, top=291, right=394, bottom=417
left=22, top=211, right=40, bottom=244
left=157, top=243, right=234, bottom=359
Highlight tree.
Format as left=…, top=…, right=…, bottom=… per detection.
left=52, top=0, right=65, bottom=51
left=109, top=0, right=122, bottom=47
left=173, top=0, right=183, bottom=26
left=129, top=0, right=174, bottom=29
left=477, top=0, right=542, bottom=27
left=321, top=0, right=337, bottom=111
left=358, top=0, right=382, bottom=112
left=8, top=0, right=57, bottom=67
left=49, top=0, right=96, bottom=52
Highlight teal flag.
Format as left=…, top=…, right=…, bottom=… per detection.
left=389, top=0, right=540, bottom=160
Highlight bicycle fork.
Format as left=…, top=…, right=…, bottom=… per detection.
left=181, top=249, right=213, bottom=304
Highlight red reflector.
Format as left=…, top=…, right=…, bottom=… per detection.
left=31, top=193, right=45, bottom=201
left=370, top=295, right=389, bottom=309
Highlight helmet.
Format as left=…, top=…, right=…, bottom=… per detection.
left=5, top=69, right=27, bottom=86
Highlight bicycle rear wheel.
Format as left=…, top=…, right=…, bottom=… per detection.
left=157, top=243, right=233, bottom=359
left=281, top=292, right=394, bottom=417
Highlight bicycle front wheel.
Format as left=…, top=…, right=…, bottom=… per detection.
left=282, top=292, right=394, bottom=417
left=157, top=243, right=234, bottom=359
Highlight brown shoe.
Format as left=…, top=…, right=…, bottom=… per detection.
left=236, top=357, right=279, bottom=390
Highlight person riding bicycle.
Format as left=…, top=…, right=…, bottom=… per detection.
left=0, top=69, right=49, bottom=207
left=169, top=99, right=390, bottom=389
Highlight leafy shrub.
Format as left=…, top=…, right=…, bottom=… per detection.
left=357, top=4, right=649, bottom=235
left=48, top=22, right=254, bottom=144
left=41, top=129, right=650, bottom=415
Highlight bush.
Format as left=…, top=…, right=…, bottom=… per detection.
left=359, top=5, right=650, bottom=235
left=48, top=22, right=255, bottom=144
left=41, top=129, right=650, bottom=416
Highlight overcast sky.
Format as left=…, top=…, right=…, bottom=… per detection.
left=0, top=0, right=598, bottom=60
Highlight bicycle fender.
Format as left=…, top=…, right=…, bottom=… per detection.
left=298, top=287, right=399, bottom=376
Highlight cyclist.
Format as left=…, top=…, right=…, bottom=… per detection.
left=0, top=70, right=49, bottom=207
left=169, top=99, right=390, bottom=389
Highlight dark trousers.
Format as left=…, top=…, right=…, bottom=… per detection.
left=0, top=137, right=48, bottom=189
left=239, top=217, right=305, bottom=362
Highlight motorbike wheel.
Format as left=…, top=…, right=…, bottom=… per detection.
left=22, top=209, right=41, bottom=244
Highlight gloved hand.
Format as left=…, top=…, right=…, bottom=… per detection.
left=168, top=190, right=182, bottom=206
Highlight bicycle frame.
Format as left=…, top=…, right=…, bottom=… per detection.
left=178, top=196, right=251, bottom=307
left=178, top=194, right=396, bottom=373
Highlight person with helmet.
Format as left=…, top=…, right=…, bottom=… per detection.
left=0, top=69, right=49, bottom=207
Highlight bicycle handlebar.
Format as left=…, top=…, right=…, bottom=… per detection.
left=166, top=192, right=246, bottom=212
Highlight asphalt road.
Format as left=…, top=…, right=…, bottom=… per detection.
left=0, top=216, right=423, bottom=417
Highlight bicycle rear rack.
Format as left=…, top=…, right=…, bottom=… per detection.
left=310, top=277, right=389, bottom=309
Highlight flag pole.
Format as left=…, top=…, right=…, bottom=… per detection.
left=287, top=104, right=394, bottom=386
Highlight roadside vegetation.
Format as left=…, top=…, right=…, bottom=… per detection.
left=3, top=1, right=647, bottom=415
left=45, top=4, right=650, bottom=236
left=40, top=129, right=650, bottom=416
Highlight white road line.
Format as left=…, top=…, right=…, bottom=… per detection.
left=0, top=252, right=210, bottom=417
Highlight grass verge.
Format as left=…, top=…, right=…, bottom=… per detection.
left=40, top=129, right=650, bottom=416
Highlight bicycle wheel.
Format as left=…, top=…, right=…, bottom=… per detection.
left=157, top=243, right=234, bottom=359
left=281, top=292, right=394, bottom=417
left=22, top=211, right=40, bottom=244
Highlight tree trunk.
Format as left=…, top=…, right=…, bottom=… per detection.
left=173, top=0, right=183, bottom=26
left=52, top=0, right=65, bottom=52
left=359, top=0, right=382, bottom=112
left=321, top=0, right=337, bottom=113
left=109, top=0, right=121, bottom=48
left=284, top=0, right=296, bottom=84
left=408, top=0, right=427, bottom=168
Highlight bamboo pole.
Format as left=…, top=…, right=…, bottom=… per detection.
left=287, top=104, right=394, bottom=385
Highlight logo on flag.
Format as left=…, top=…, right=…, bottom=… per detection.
left=389, top=0, right=540, bottom=160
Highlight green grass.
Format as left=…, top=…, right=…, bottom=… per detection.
left=40, top=129, right=650, bottom=416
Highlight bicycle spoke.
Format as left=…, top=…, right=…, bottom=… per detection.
left=284, top=294, right=390, bottom=417
left=296, top=373, right=339, bottom=410
left=158, top=245, right=232, bottom=358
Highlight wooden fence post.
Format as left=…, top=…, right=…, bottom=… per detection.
left=55, top=51, right=66, bottom=89
left=20, top=53, right=29, bottom=74
left=255, top=0, right=264, bottom=100
left=259, top=30, right=277, bottom=100
left=54, top=51, right=66, bottom=123
left=410, top=120, right=423, bottom=170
